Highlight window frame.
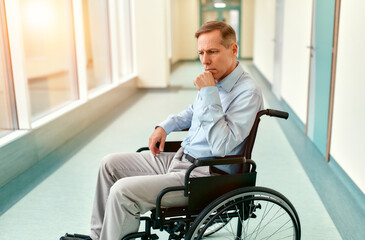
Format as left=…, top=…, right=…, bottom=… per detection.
left=0, top=0, right=18, bottom=134
left=1, top=0, right=137, bottom=142
left=4, top=0, right=31, bottom=129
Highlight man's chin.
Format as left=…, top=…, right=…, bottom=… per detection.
left=213, top=74, right=222, bottom=82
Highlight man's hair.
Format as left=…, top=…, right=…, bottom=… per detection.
left=195, top=21, right=237, bottom=48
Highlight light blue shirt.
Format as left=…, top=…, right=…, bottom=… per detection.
left=159, top=62, right=264, bottom=173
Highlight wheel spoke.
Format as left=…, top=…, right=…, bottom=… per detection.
left=187, top=187, right=300, bottom=240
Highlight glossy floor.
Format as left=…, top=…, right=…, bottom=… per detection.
left=0, top=61, right=342, bottom=239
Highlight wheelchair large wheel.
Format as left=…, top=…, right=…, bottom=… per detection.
left=201, top=217, right=230, bottom=237
left=186, top=186, right=300, bottom=240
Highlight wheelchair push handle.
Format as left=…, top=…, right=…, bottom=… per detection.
left=265, top=109, right=289, bottom=119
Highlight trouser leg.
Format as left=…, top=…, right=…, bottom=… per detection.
left=90, top=150, right=176, bottom=240
left=100, top=172, right=189, bottom=240
left=90, top=148, right=211, bottom=240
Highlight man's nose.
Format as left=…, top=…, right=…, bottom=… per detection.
left=201, top=53, right=211, bottom=65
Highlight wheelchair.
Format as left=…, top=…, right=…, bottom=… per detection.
left=122, top=109, right=301, bottom=240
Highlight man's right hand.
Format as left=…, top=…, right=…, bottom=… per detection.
left=194, top=71, right=216, bottom=90
left=149, top=127, right=167, bottom=156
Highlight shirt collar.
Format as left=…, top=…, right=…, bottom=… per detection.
left=216, top=61, right=244, bottom=93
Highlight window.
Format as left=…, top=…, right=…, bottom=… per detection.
left=0, top=0, right=17, bottom=136
left=116, top=0, right=135, bottom=79
left=82, top=0, right=112, bottom=91
left=1, top=0, right=135, bottom=137
left=19, top=0, right=78, bottom=120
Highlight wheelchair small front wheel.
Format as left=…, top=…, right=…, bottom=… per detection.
left=186, top=186, right=300, bottom=240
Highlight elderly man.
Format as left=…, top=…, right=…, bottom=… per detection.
left=62, top=21, right=263, bottom=240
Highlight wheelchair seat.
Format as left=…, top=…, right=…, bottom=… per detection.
left=123, top=109, right=301, bottom=240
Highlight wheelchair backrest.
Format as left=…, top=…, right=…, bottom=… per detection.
left=239, top=109, right=289, bottom=173
left=187, top=109, right=288, bottom=211
left=242, top=118, right=261, bottom=160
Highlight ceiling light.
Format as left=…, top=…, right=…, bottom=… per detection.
left=214, top=3, right=226, bottom=8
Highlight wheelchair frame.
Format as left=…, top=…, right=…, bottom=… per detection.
left=122, top=109, right=301, bottom=240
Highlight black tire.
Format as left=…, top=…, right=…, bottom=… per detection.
left=186, top=186, right=301, bottom=240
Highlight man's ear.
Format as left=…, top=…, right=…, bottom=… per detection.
left=231, top=43, right=238, bottom=57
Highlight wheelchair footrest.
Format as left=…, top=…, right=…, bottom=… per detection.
left=149, top=234, right=159, bottom=240
left=122, top=232, right=159, bottom=240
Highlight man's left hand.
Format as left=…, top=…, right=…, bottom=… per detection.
left=194, top=71, right=216, bottom=90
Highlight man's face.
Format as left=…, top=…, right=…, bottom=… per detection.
left=197, top=29, right=238, bottom=82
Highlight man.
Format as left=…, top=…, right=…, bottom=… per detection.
left=62, top=21, right=263, bottom=240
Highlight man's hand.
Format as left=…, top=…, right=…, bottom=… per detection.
left=149, top=127, right=167, bottom=156
left=194, top=71, right=216, bottom=90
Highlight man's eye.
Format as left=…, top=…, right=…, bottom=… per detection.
left=208, top=50, right=217, bottom=54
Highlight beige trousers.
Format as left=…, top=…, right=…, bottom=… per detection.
left=89, top=148, right=210, bottom=240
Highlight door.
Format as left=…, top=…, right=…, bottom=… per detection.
left=200, top=0, right=241, bottom=57
left=307, top=0, right=336, bottom=158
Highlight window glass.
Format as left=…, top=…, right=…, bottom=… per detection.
left=116, top=0, right=134, bottom=79
left=19, top=0, right=78, bottom=120
left=0, top=0, right=17, bottom=136
left=82, top=0, right=112, bottom=91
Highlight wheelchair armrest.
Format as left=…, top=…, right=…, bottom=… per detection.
left=194, top=155, right=246, bottom=166
left=157, top=129, right=187, bottom=152
left=155, top=186, right=185, bottom=221
left=183, top=155, right=256, bottom=196
left=136, top=147, right=149, bottom=152
left=136, top=128, right=187, bottom=152
left=161, top=141, right=182, bottom=152
left=136, top=141, right=182, bottom=153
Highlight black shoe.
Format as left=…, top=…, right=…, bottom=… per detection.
left=60, top=233, right=92, bottom=240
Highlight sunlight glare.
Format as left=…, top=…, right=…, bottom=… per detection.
left=23, top=1, right=54, bottom=29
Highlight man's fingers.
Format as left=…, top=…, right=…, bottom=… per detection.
left=194, top=71, right=216, bottom=90
left=149, top=137, right=157, bottom=156
left=148, top=127, right=167, bottom=156
left=159, top=137, right=165, bottom=152
left=151, top=144, right=159, bottom=156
